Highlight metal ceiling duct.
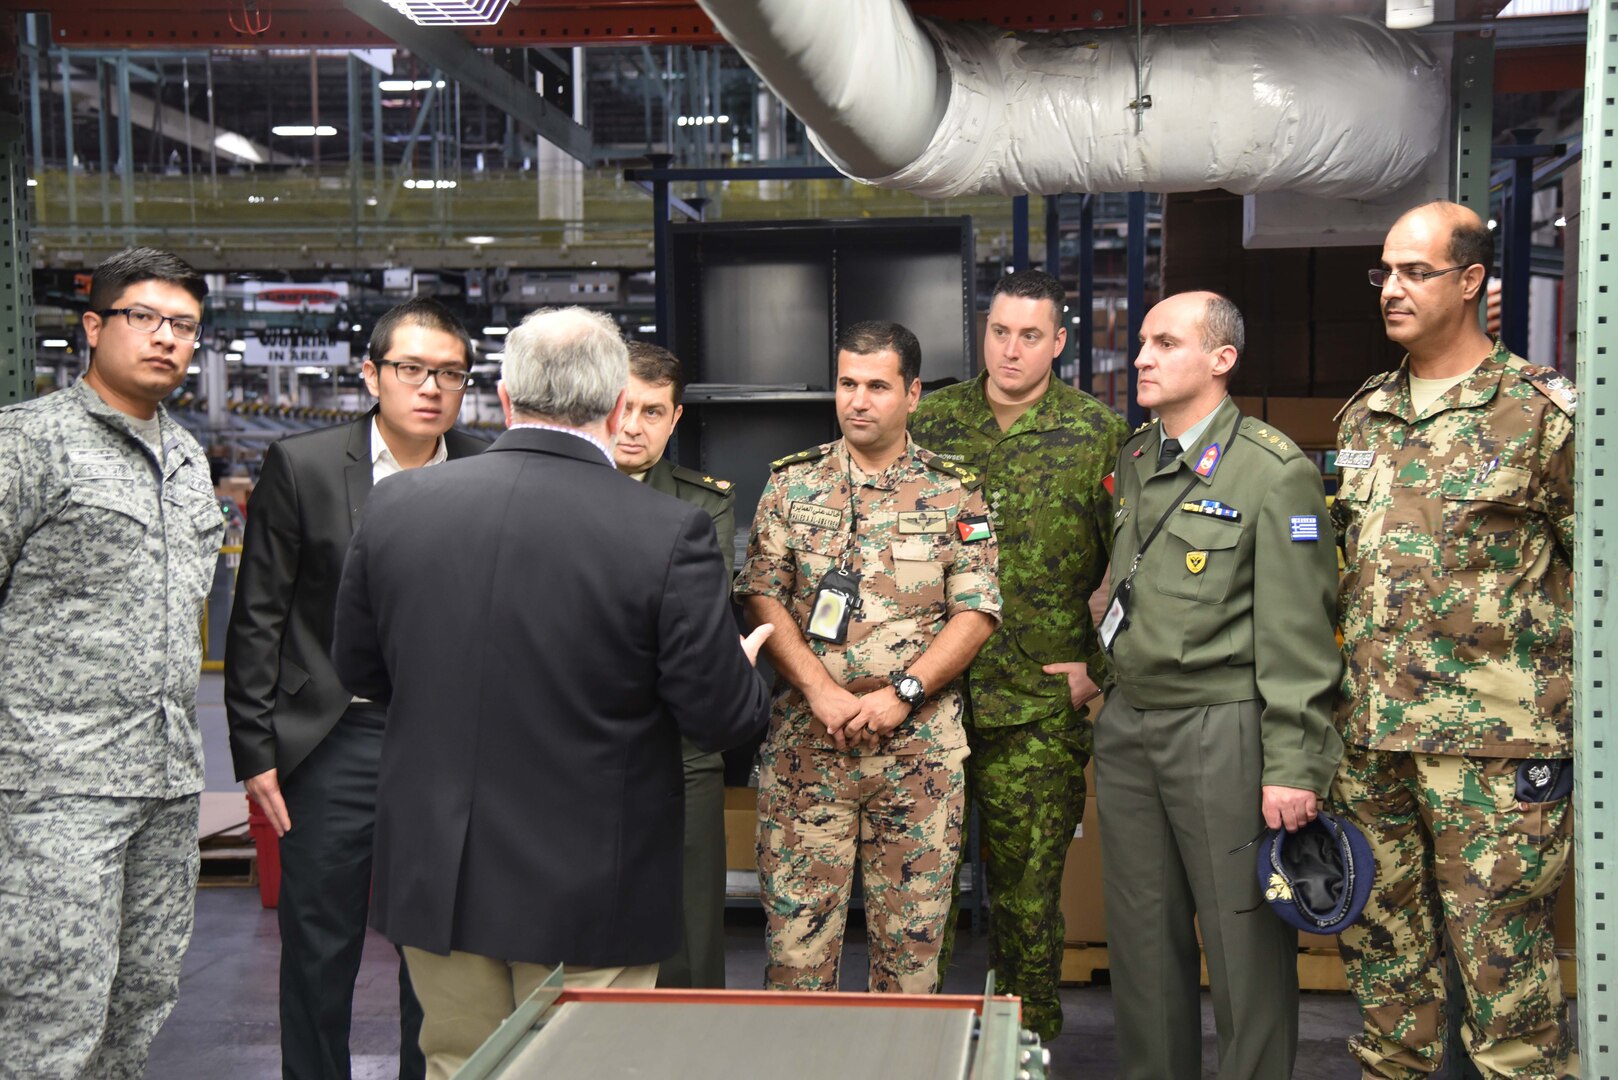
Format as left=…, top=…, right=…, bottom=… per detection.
left=697, top=0, right=1448, bottom=201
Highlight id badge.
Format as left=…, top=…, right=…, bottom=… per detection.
left=807, top=566, right=861, bottom=643
left=1099, top=580, right=1132, bottom=652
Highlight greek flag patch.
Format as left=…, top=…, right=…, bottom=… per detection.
left=1290, top=515, right=1319, bottom=542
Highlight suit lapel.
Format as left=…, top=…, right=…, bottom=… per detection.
left=343, top=413, right=375, bottom=537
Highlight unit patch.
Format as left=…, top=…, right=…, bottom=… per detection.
left=1194, top=443, right=1221, bottom=477
left=897, top=510, right=948, bottom=534
left=957, top=515, right=992, bottom=543
left=1290, top=515, right=1320, bottom=542
left=1186, top=551, right=1208, bottom=574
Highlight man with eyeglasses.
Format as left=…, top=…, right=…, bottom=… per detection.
left=1330, top=200, right=1578, bottom=1078
left=0, top=248, right=223, bottom=1076
left=226, top=296, right=486, bottom=1080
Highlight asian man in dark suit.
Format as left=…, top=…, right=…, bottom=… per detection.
left=224, top=298, right=487, bottom=1080
left=331, top=306, right=772, bottom=1080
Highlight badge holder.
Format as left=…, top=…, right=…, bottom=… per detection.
left=807, top=559, right=861, bottom=644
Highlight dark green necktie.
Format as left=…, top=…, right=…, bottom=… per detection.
left=1157, top=437, right=1182, bottom=471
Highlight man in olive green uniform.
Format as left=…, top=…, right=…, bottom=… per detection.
left=1100, top=291, right=1342, bottom=1080
left=737, top=321, right=1000, bottom=995
left=909, top=270, right=1125, bottom=1038
left=614, top=342, right=736, bottom=989
left=1331, top=201, right=1577, bottom=1078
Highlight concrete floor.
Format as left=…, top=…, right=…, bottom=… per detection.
left=148, top=676, right=1376, bottom=1078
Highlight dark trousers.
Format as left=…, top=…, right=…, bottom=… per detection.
left=278, top=704, right=424, bottom=1080
left=656, top=740, right=727, bottom=989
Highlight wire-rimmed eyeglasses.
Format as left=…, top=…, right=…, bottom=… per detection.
left=1367, top=265, right=1470, bottom=288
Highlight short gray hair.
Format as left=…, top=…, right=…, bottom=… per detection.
left=1199, top=293, right=1245, bottom=359
left=501, top=307, right=628, bottom=426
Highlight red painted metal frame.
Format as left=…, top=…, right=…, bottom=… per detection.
left=20, top=0, right=1505, bottom=47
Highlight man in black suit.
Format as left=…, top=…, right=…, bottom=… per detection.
left=331, top=306, right=772, bottom=1080
left=225, top=297, right=487, bottom=1080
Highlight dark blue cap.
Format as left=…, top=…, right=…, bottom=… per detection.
left=1254, top=811, right=1375, bottom=935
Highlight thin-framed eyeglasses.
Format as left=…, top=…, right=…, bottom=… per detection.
left=375, top=359, right=473, bottom=391
left=1367, top=265, right=1471, bottom=288
left=97, top=306, right=204, bottom=342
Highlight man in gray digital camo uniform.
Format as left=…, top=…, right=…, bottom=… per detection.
left=0, top=248, right=223, bottom=1078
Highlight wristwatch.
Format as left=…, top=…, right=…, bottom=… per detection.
left=890, top=671, right=926, bottom=709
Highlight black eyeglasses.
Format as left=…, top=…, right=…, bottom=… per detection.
left=98, top=306, right=204, bottom=342
left=375, top=359, right=472, bottom=391
left=1367, top=265, right=1471, bottom=288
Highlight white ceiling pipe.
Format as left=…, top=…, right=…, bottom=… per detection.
left=698, top=1, right=1447, bottom=201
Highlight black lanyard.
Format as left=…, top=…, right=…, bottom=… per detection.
left=839, top=452, right=862, bottom=574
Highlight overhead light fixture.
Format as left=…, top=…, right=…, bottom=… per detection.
left=187, top=364, right=202, bottom=374
left=379, top=78, right=446, bottom=91
left=351, top=323, right=363, bottom=332
left=1554, top=215, right=1567, bottom=228
left=483, top=325, right=509, bottom=336
left=229, top=338, right=247, bottom=351
left=41, top=338, right=70, bottom=348
left=717, top=114, right=730, bottom=124
left=26, top=178, right=37, bottom=187
left=381, top=0, right=516, bottom=26
left=213, top=131, right=266, bottom=165
left=1487, top=219, right=1498, bottom=230
left=226, top=352, right=244, bottom=362
left=272, top=125, right=338, bottom=137
left=486, top=351, right=506, bottom=361
left=465, top=235, right=496, bottom=245
left=637, top=324, right=657, bottom=333
left=403, top=178, right=458, bottom=189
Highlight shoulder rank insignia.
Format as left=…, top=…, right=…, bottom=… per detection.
left=924, top=454, right=980, bottom=488
left=770, top=445, right=829, bottom=471
left=1333, top=370, right=1395, bottom=423
left=1522, top=367, right=1578, bottom=417
left=1240, top=422, right=1297, bottom=459
left=671, top=462, right=735, bottom=494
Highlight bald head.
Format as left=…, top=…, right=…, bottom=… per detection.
left=1391, top=200, right=1494, bottom=281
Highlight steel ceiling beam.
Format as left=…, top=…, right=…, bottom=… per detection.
left=343, top=0, right=592, bottom=163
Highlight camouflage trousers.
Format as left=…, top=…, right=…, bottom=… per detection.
left=757, top=744, right=967, bottom=993
left=1332, top=747, right=1576, bottom=1079
left=956, top=714, right=1089, bottom=1041
left=0, top=790, right=200, bottom=1080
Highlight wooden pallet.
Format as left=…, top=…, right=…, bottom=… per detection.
left=199, top=844, right=259, bottom=888
left=197, top=792, right=257, bottom=888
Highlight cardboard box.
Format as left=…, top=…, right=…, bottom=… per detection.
left=723, top=786, right=759, bottom=872
left=1059, top=796, right=1107, bottom=944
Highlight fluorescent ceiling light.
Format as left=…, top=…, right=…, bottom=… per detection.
left=485, top=351, right=506, bottom=361
left=42, top=338, right=70, bottom=348
left=226, top=352, right=244, bottom=361
left=402, top=178, right=458, bottom=189
left=295, top=366, right=330, bottom=376
left=272, top=125, right=338, bottom=137
left=465, top=235, right=496, bottom=245
left=483, top=326, right=509, bottom=336
left=230, top=339, right=247, bottom=351
left=26, top=178, right=37, bottom=187
left=381, top=0, right=515, bottom=26
left=637, top=325, right=656, bottom=333
left=187, top=364, right=202, bottom=374
left=379, top=78, right=445, bottom=91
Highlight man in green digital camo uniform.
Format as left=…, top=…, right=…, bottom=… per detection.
left=614, top=341, right=737, bottom=990
left=1332, top=200, right=1578, bottom=1078
left=909, top=270, right=1126, bottom=1038
left=1102, top=291, right=1342, bottom=1079
left=737, top=321, right=1000, bottom=995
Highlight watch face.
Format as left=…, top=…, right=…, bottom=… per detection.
left=898, top=676, right=923, bottom=703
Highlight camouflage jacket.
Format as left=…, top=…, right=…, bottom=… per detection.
left=1331, top=342, right=1576, bottom=756
left=735, top=437, right=1002, bottom=756
left=910, top=373, right=1126, bottom=729
left=0, top=379, right=224, bottom=797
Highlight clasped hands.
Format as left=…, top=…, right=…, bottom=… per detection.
left=807, top=682, right=911, bottom=751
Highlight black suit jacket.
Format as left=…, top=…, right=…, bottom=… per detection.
left=331, top=428, right=770, bottom=967
left=224, top=411, right=488, bottom=781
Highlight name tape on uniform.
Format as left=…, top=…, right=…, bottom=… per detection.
left=1336, top=449, right=1376, bottom=469
left=1290, top=515, right=1320, bottom=542
left=789, top=501, right=843, bottom=530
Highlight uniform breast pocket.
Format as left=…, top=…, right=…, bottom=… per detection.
left=1439, top=464, right=1532, bottom=571
left=65, top=481, right=152, bottom=581
left=786, top=525, right=843, bottom=597
left=890, top=539, right=946, bottom=611
left=1157, top=514, right=1244, bottom=604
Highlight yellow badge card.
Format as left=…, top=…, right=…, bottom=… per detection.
left=789, top=501, right=843, bottom=530
left=1186, top=551, right=1208, bottom=574
left=897, top=510, right=947, bottom=534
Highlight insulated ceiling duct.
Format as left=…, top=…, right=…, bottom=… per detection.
left=697, top=0, right=1448, bottom=202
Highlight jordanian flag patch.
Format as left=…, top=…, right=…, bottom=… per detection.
left=958, top=515, right=992, bottom=543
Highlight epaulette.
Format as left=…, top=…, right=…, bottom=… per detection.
left=1333, top=370, right=1394, bottom=423
left=770, top=444, right=831, bottom=471
left=917, top=449, right=981, bottom=489
left=1121, top=415, right=1160, bottom=449
left=1237, top=418, right=1304, bottom=461
left=669, top=462, right=735, bottom=495
left=1520, top=366, right=1578, bottom=417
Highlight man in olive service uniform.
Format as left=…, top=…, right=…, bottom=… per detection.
left=1098, top=291, right=1343, bottom=1080
left=614, top=342, right=736, bottom=989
